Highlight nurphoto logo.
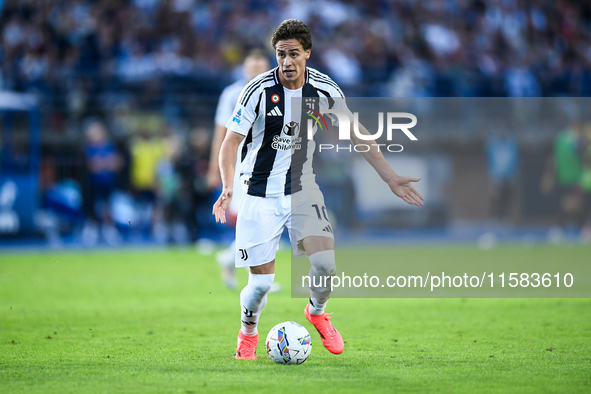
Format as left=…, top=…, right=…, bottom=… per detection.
left=306, top=108, right=418, bottom=153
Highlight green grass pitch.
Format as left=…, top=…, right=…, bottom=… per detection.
left=1, top=245, right=590, bottom=393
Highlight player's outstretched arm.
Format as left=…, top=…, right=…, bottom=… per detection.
left=212, top=130, right=245, bottom=223
left=350, top=122, right=425, bottom=207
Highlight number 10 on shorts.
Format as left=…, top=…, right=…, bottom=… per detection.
left=311, top=204, right=329, bottom=221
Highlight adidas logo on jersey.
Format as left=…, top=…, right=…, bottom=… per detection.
left=267, top=106, right=282, bottom=116
left=322, top=225, right=333, bottom=233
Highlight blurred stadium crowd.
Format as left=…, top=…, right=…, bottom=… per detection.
left=1, top=0, right=591, bottom=245
left=2, top=0, right=591, bottom=96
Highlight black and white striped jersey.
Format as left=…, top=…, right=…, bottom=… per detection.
left=225, top=67, right=348, bottom=197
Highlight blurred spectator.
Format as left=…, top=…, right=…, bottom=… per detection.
left=129, top=115, right=167, bottom=194
left=81, top=120, right=123, bottom=245
left=486, top=123, right=519, bottom=221
left=155, top=124, right=185, bottom=244
left=1, top=0, right=590, bottom=99
left=176, top=127, right=211, bottom=240
left=540, top=121, right=587, bottom=229
left=129, top=115, right=168, bottom=236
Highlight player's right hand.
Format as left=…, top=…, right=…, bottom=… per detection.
left=388, top=176, right=424, bottom=206
left=212, top=188, right=233, bottom=224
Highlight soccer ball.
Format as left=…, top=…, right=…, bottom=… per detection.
left=266, top=321, right=312, bottom=365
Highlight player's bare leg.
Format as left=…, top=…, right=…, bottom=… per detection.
left=302, top=236, right=344, bottom=354
left=236, top=260, right=275, bottom=359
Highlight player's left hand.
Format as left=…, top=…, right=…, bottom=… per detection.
left=212, top=188, right=233, bottom=224
left=388, top=176, right=424, bottom=206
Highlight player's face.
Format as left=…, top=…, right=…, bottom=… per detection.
left=275, top=39, right=310, bottom=88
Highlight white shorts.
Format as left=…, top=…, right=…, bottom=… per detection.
left=234, top=185, right=334, bottom=268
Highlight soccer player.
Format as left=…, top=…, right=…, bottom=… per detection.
left=212, top=19, right=424, bottom=359
left=207, top=49, right=271, bottom=289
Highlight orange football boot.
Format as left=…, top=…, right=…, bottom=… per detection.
left=304, top=304, right=344, bottom=354
left=235, top=331, right=258, bottom=360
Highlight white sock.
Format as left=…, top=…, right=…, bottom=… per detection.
left=309, top=295, right=328, bottom=315
left=240, top=273, right=275, bottom=336
left=308, top=250, right=336, bottom=315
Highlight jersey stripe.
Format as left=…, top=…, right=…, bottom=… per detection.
left=309, top=76, right=344, bottom=98
left=248, top=84, right=284, bottom=197
left=241, top=91, right=263, bottom=163
left=314, top=87, right=335, bottom=109
left=308, top=69, right=341, bottom=91
left=241, top=128, right=252, bottom=163
left=238, top=69, right=275, bottom=105
left=237, top=72, right=269, bottom=105
left=240, top=75, right=274, bottom=106
left=288, top=82, right=319, bottom=195
left=284, top=166, right=292, bottom=195
left=308, top=71, right=344, bottom=97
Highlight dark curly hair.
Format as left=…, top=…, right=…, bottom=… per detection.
left=271, top=19, right=312, bottom=51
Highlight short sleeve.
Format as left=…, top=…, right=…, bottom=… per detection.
left=330, top=97, right=354, bottom=124
left=324, top=82, right=353, bottom=126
